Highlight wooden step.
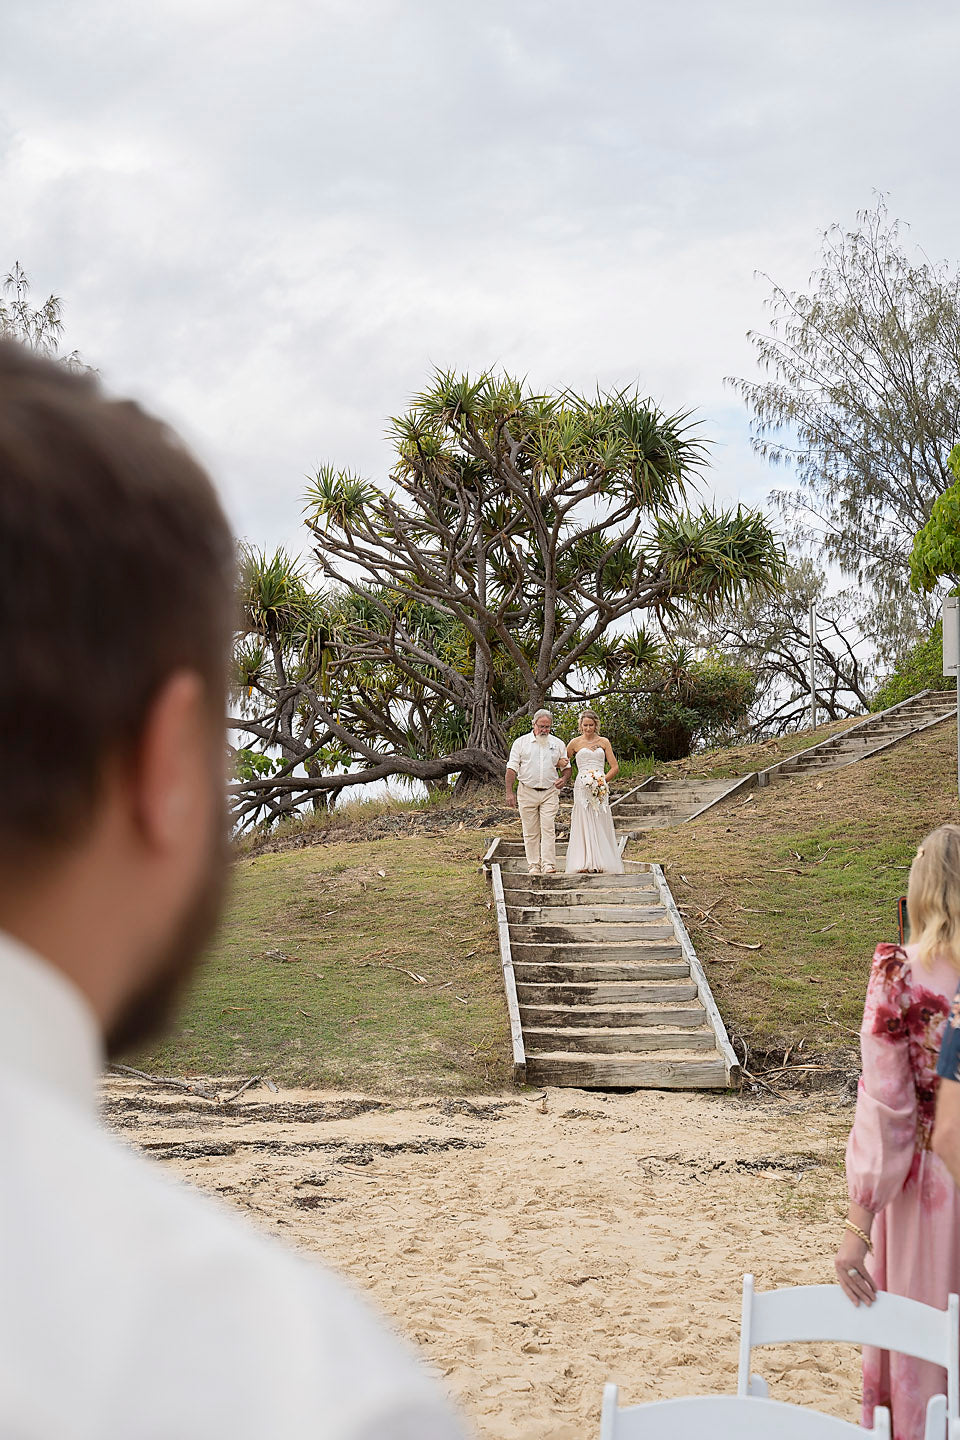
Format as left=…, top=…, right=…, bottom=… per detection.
left=515, top=979, right=699, bottom=1004
left=510, top=941, right=684, bottom=962
left=500, top=875, right=656, bottom=887
left=519, top=1002, right=707, bottom=1028
left=517, top=923, right=677, bottom=942
left=500, top=873, right=654, bottom=891
left=506, top=891, right=658, bottom=909
left=523, top=1026, right=717, bottom=1054
left=510, top=904, right=668, bottom=924
left=525, top=1053, right=728, bottom=1089
left=513, top=960, right=690, bottom=982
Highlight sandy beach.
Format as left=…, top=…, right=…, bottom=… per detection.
left=104, top=1080, right=861, bottom=1439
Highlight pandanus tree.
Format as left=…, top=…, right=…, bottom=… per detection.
left=230, top=372, right=785, bottom=821
left=307, top=374, right=783, bottom=772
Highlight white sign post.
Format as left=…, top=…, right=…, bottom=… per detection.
left=808, top=602, right=818, bottom=731
left=943, top=596, right=960, bottom=800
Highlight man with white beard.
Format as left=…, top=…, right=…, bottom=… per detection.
left=504, top=710, right=571, bottom=874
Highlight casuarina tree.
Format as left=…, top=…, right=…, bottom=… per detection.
left=731, top=201, right=960, bottom=663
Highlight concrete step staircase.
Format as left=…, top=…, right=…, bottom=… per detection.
left=757, top=688, right=956, bottom=785
left=484, top=840, right=739, bottom=1091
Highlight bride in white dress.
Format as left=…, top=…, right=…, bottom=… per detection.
left=565, top=710, right=624, bottom=874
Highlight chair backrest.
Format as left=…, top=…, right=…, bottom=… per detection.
left=738, top=1274, right=960, bottom=1418
left=600, top=1386, right=890, bottom=1439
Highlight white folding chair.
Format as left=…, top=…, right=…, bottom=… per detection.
left=738, top=1274, right=959, bottom=1440
left=600, top=1388, right=891, bottom=1439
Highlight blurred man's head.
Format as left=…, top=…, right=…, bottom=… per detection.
left=0, top=341, right=236, bottom=1054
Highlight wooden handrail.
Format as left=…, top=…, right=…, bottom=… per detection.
left=650, top=863, right=740, bottom=1085
left=490, top=862, right=526, bottom=1085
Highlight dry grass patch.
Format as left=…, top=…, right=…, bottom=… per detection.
left=631, top=724, right=960, bottom=1062
left=133, top=831, right=512, bottom=1093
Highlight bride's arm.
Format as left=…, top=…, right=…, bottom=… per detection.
left=602, top=738, right=619, bottom=782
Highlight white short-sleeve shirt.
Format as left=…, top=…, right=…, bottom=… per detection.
left=507, top=731, right=568, bottom=789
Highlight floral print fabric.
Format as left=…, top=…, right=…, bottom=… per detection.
left=846, top=943, right=960, bottom=1440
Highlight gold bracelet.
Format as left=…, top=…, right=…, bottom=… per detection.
left=845, top=1220, right=873, bottom=1252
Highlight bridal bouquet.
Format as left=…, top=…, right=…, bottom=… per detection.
left=585, top=772, right=609, bottom=810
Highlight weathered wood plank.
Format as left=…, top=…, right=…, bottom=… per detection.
left=510, top=942, right=684, bottom=962
left=491, top=863, right=526, bottom=1084
left=525, top=1054, right=728, bottom=1088
left=511, top=904, right=668, bottom=925
left=523, top=1027, right=718, bottom=1054
left=649, top=863, right=740, bottom=1085
left=513, top=961, right=690, bottom=982
left=516, top=980, right=699, bottom=1005
left=516, top=923, right=677, bottom=942
left=502, top=885, right=658, bottom=903
left=518, top=1003, right=706, bottom=1028
left=500, top=872, right=653, bottom=891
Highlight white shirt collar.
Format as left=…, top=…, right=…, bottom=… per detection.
left=0, top=929, right=103, bottom=1112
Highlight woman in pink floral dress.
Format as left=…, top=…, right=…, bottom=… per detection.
left=836, top=824, right=960, bottom=1440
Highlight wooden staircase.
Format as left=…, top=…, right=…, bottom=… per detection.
left=606, top=776, right=751, bottom=836
left=484, top=839, right=739, bottom=1091
left=758, top=688, right=956, bottom=784
left=557, top=776, right=746, bottom=839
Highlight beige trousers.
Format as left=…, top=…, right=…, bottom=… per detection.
left=516, top=783, right=560, bottom=872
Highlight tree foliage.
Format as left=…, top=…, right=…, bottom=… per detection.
left=229, top=372, right=785, bottom=826
left=909, top=444, right=960, bottom=592
left=306, top=372, right=782, bottom=746
left=871, top=619, right=955, bottom=710
left=0, top=262, right=85, bottom=367
left=731, top=201, right=960, bottom=657
left=508, top=652, right=756, bottom=761
left=591, top=652, right=756, bottom=761
left=673, top=561, right=874, bottom=734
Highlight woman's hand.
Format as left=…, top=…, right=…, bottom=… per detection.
left=834, top=1229, right=877, bottom=1306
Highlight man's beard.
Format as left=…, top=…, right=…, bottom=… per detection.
left=105, top=805, right=230, bottom=1059
left=535, top=732, right=549, bottom=746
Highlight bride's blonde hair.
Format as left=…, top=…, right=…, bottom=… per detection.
left=907, top=824, right=960, bottom=971
left=579, top=709, right=600, bottom=729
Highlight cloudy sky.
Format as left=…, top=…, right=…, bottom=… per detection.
left=3, top=0, right=958, bottom=559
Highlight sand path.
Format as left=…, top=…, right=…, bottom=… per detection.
left=104, top=1080, right=859, bottom=1439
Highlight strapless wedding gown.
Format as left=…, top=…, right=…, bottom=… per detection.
left=565, top=747, right=624, bottom=874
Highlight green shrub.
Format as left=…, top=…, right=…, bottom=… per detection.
left=871, top=620, right=955, bottom=711
left=505, top=654, right=755, bottom=761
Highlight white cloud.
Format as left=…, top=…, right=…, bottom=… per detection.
left=1, top=0, right=958, bottom=561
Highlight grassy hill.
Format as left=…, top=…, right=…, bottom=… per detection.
left=132, top=718, right=960, bottom=1091
left=641, top=722, right=960, bottom=1063
left=134, top=829, right=512, bottom=1093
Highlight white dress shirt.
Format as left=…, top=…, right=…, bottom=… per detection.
left=506, top=731, right=569, bottom=789
left=0, top=931, right=465, bottom=1440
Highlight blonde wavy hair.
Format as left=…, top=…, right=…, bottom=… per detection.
left=906, top=824, right=960, bottom=971
left=578, top=710, right=600, bottom=729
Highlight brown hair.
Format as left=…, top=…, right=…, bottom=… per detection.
left=579, top=710, right=600, bottom=726
left=0, top=340, right=235, bottom=855
left=906, top=824, right=960, bottom=971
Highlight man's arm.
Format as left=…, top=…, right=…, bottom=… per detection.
left=554, top=740, right=571, bottom=789
left=505, top=738, right=522, bottom=808
left=933, top=1078, right=960, bottom=1187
